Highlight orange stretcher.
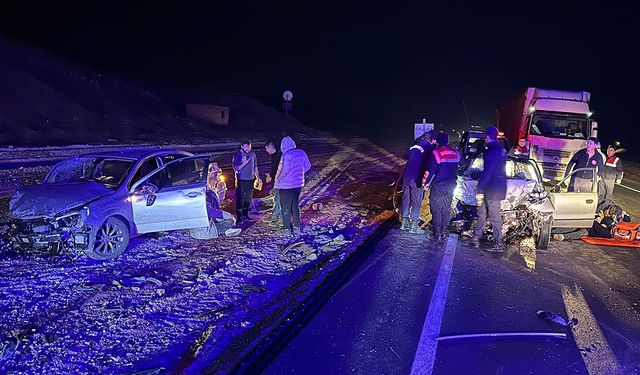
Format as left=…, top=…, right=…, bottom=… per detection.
left=581, top=222, right=640, bottom=248
left=580, top=236, right=640, bottom=248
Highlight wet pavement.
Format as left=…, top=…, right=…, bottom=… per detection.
left=266, top=228, right=640, bottom=374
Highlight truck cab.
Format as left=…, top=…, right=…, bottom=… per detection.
left=497, top=88, right=597, bottom=182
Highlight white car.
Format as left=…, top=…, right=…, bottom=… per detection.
left=453, top=155, right=598, bottom=248
left=7, top=149, right=232, bottom=260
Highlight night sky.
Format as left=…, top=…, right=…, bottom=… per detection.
left=1, top=1, right=638, bottom=151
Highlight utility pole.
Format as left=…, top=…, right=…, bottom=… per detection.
left=462, top=99, right=470, bottom=128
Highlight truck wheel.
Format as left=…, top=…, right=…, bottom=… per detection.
left=86, top=217, right=129, bottom=260
left=537, top=216, right=552, bottom=250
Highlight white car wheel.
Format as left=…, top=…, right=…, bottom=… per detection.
left=86, top=217, right=130, bottom=260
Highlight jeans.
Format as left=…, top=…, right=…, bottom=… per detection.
left=429, top=180, right=456, bottom=235
left=401, top=182, right=424, bottom=221
left=272, top=188, right=282, bottom=222
left=474, top=199, right=503, bottom=242
left=571, top=177, right=593, bottom=193
left=235, top=178, right=254, bottom=218
left=280, top=188, right=302, bottom=230
left=603, top=178, right=616, bottom=201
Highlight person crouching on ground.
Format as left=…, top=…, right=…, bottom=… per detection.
left=274, top=136, right=311, bottom=236
left=472, top=126, right=507, bottom=251
left=232, top=139, right=261, bottom=222
left=424, top=131, right=460, bottom=241
left=400, top=130, right=436, bottom=234
left=265, top=140, right=283, bottom=227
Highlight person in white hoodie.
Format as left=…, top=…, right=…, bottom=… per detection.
left=274, top=136, right=311, bottom=236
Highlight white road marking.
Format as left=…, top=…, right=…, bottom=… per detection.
left=436, top=332, right=567, bottom=341
left=617, top=183, right=640, bottom=194
left=410, top=234, right=458, bottom=375
left=562, top=284, right=621, bottom=375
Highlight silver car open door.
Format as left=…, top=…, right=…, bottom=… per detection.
left=549, top=167, right=598, bottom=228
left=130, top=156, right=210, bottom=234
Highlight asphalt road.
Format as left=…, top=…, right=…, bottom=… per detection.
left=614, top=180, right=640, bottom=219
left=266, top=196, right=640, bottom=374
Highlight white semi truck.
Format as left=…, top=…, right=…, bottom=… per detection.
left=497, top=87, right=597, bottom=181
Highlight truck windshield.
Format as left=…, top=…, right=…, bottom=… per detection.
left=529, top=112, right=589, bottom=139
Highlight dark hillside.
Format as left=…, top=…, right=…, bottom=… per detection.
left=0, top=37, right=323, bottom=146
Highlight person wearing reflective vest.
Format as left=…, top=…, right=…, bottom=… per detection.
left=423, top=131, right=461, bottom=241
left=508, top=137, right=529, bottom=158
left=603, top=144, right=624, bottom=200
left=400, top=130, right=436, bottom=234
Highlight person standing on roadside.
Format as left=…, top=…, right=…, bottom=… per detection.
left=564, top=137, right=603, bottom=193
left=472, top=126, right=507, bottom=251
left=399, top=130, right=436, bottom=234
left=603, top=144, right=624, bottom=200
left=424, top=131, right=461, bottom=241
left=274, top=136, right=311, bottom=236
left=232, top=140, right=261, bottom=222
left=265, top=140, right=283, bottom=227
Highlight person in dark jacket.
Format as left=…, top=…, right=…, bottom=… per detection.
left=603, top=144, right=624, bottom=200
left=424, top=131, right=461, bottom=241
left=232, top=140, right=261, bottom=221
left=265, top=140, right=283, bottom=227
left=472, top=126, right=507, bottom=251
left=400, top=130, right=436, bottom=234
left=564, top=137, right=603, bottom=193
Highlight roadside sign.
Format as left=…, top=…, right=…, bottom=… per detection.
left=414, top=121, right=434, bottom=141
left=283, top=91, right=293, bottom=101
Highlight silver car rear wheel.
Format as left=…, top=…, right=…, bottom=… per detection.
left=86, top=217, right=129, bottom=260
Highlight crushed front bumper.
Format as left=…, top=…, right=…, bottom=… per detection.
left=7, top=221, right=91, bottom=254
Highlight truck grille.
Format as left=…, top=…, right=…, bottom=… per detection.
left=541, top=162, right=567, bottom=171
left=543, top=149, right=571, bottom=159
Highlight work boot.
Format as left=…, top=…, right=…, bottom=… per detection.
left=276, top=228, right=292, bottom=237
left=269, top=220, right=283, bottom=229
left=484, top=241, right=504, bottom=253
left=292, top=226, right=301, bottom=236
left=426, top=231, right=442, bottom=241
left=400, top=217, right=410, bottom=231
left=439, top=227, right=449, bottom=241
left=409, top=221, right=425, bottom=235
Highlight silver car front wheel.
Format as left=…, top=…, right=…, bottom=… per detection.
left=86, top=217, right=130, bottom=260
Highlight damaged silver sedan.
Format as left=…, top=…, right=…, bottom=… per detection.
left=6, top=149, right=233, bottom=260
left=452, top=155, right=599, bottom=248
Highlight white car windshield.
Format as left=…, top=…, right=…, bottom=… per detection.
left=45, top=156, right=135, bottom=189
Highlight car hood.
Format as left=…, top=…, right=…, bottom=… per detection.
left=9, top=182, right=114, bottom=220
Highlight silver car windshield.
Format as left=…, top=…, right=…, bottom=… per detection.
left=45, top=157, right=135, bottom=189
left=467, top=157, right=541, bottom=182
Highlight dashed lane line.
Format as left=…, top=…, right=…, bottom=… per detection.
left=410, top=233, right=459, bottom=375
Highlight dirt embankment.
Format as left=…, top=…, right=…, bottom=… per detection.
left=0, top=37, right=326, bottom=147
